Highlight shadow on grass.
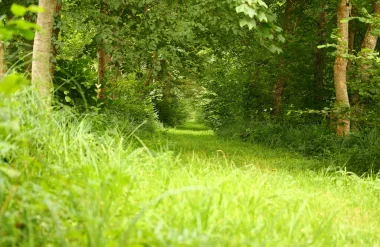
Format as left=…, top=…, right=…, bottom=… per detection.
left=157, top=122, right=324, bottom=171
left=175, top=122, right=210, bottom=131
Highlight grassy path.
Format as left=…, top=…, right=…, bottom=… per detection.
left=133, top=122, right=380, bottom=246
left=4, top=118, right=380, bottom=246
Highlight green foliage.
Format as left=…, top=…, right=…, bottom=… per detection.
left=152, top=80, right=189, bottom=127
left=105, top=73, right=160, bottom=134
left=0, top=4, right=42, bottom=41
left=53, top=57, right=97, bottom=109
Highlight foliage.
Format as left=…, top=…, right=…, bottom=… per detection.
left=0, top=4, right=42, bottom=41
left=105, top=73, right=160, bottom=134
left=53, top=57, right=98, bottom=109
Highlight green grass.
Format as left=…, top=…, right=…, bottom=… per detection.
left=1, top=93, right=380, bottom=246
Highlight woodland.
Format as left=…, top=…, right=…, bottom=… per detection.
left=2, top=0, right=380, bottom=246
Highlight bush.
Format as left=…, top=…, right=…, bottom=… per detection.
left=102, top=74, right=161, bottom=135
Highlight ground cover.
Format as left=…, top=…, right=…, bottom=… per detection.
left=1, top=115, right=380, bottom=246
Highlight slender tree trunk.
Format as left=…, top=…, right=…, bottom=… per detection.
left=359, top=0, right=380, bottom=83
left=333, top=0, right=351, bottom=136
left=0, top=41, right=6, bottom=80
left=97, top=47, right=108, bottom=99
left=314, top=1, right=328, bottom=107
left=351, top=0, right=380, bottom=127
left=32, top=0, right=57, bottom=107
left=273, top=0, right=297, bottom=116
left=362, top=1, right=380, bottom=52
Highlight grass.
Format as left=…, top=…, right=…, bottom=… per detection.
left=1, top=94, right=380, bottom=246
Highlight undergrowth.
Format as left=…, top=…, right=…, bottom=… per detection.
left=218, top=120, right=380, bottom=175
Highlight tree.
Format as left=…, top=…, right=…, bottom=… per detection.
left=348, top=0, right=380, bottom=128
left=0, top=41, right=5, bottom=79
left=31, top=0, right=57, bottom=107
left=334, top=0, right=351, bottom=136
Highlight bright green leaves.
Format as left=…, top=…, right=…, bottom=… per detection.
left=236, top=0, right=270, bottom=28
left=239, top=18, right=257, bottom=30
left=11, top=4, right=44, bottom=16
left=236, top=4, right=257, bottom=18
left=10, top=4, right=28, bottom=17
left=257, top=11, right=268, bottom=22
left=0, top=74, right=28, bottom=96
left=235, top=0, right=284, bottom=54
left=0, top=4, right=43, bottom=41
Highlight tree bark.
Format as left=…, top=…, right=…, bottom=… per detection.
left=333, top=0, right=351, bottom=136
left=97, top=47, right=111, bottom=100
left=362, top=1, right=380, bottom=52
left=273, top=0, right=298, bottom=116
left=0, top=41, right=6, bottom=80
left=97, top=48, right=106, bottom=99
left=32, top=0, right=57, bottom=107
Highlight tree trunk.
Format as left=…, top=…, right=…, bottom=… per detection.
left=97, top=47, right=111, bottom=99
left=314, top=1, right=328, bottom=107
left=0, top=41, right=6, bottom=80
left=350, top=0, right=380, bottom=128
left=32, top=0, right=57, bottom=107
left=333, top=0, right=351, bottom=136
left=273, top=0, right=297, bottom=116
left=362, top=1, right=380, bottom=52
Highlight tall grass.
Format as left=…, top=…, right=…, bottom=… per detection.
left=1, top=90, right=380, bottom=246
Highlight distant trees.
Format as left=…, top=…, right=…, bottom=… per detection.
left=3, top=0, right=380, bottom=134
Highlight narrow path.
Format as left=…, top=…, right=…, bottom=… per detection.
left=163, top=122, right=322, bottom=172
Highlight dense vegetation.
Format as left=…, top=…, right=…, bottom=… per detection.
left=2, top=0, right=380, bottom=245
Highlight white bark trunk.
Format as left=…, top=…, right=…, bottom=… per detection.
left=32, top=0, right=57, bottom=107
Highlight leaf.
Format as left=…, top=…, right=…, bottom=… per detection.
left=257, top=11, right=268, bottom=22
left=236, top=4, right=247, bottom=14
left=19, top=29, right=35, bottom=40
left=0, top=166, right=20, bottom=178
left=257, top=0, right=268, bottom=8
left=65, top=96, right=72, bottom=102
left=277, top=34, right=285, bottom=43
left=11, top=4, right=27, bottom=17
left=239, top=18, right=257, bottom=30
left=27, top=5, right=45, bottom=13
left=269, top=44, right=282, bottom=54
left=0, top=74, right=27, bottom=95
left=247, top=8, right=257, bottom=18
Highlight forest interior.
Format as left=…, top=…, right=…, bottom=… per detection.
left=2, top=0, right=380, bottom=246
